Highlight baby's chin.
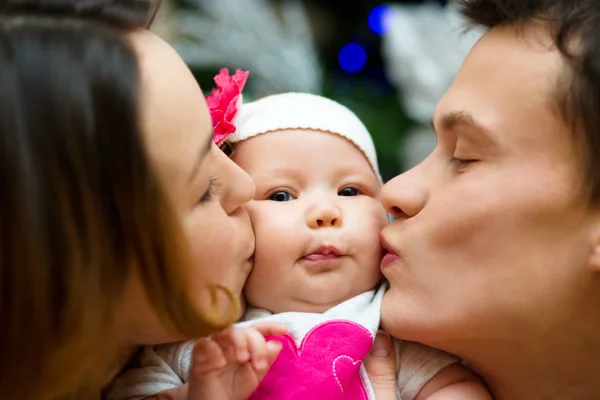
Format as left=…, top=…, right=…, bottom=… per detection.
left=306, top=278, right=381, bottom=310
left=246, top=284, right=379, bottom=314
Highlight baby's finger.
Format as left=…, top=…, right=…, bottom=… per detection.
left=212, top=325, right=250, bottom=363
left=266, top=339, right=283, bottom=364
left=191, top=338, right=226, bottom=373
left=246, top=327, right=270, bottom=371
left=250, top=321, right=288, bottom=338
left=256, top=339, right=283, bottom=381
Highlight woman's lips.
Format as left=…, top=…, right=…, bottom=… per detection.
left=244, top=252, right=254, bottom=273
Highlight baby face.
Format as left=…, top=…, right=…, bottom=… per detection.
left=232, top=129, right=388, bottom=313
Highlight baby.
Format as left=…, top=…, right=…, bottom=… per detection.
left=108, top=89, right=491, bottom=400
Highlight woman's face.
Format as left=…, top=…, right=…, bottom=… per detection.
left=380, top=26, right=600, bottom=348
left=120, top=31, right=255, bottom=345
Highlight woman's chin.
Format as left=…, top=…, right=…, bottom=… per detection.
left=237, top=295, right=248, bottom=319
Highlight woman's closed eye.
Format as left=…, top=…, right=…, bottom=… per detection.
left=269, top=191, right=296, bottom=202
left=198, top=177, right=219, bottom=204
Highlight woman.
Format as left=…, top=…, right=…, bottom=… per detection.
left=368, top=0, right=600, bottom=399
left=0, top=0, right=255, bottom=398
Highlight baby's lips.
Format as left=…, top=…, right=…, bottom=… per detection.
left=303, top=253, right=341, bottom=262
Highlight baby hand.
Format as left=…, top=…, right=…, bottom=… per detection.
left=187, top=322, right=287, bottom=400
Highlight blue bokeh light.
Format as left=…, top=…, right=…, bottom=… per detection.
left=338, top=43, right=367, bottom=73
left=368, top=5, right=391, bottom=35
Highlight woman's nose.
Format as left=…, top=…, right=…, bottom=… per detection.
left=380, top=162, right=430, bottom=220
left=306, top=202, right=343, bottom=229
left=215, top=146, right=255, bottom=215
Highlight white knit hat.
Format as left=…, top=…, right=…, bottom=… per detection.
left=228, top=92, right=382, bottom=183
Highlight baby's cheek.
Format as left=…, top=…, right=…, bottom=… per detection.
left=242, top=259, right=276, bottom=310
left=243, top=201, right=261, bottom=224
left=242, top=271, right=261, bottom=304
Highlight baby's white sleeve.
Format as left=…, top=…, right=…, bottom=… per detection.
left=105, top=340, right=195, bottom=400
left=394, top=339, right=460, bottom=400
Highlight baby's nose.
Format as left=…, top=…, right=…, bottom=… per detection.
left=307, top=205, right=343, bottom=229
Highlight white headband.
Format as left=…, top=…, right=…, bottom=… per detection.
left=228, top=92, right=382, bottom=183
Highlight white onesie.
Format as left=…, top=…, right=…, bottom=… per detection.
left=107, top=285, right=457, bottom=400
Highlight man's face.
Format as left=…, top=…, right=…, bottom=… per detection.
left=380, top=25, right=598, bottom=351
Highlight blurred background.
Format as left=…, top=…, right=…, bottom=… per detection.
left=151, top=0, right=484, bottom=182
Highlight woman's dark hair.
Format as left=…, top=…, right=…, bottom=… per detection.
left=457, top=0, right=600, bottom=204
left=0, top=1, right=234, bottom=398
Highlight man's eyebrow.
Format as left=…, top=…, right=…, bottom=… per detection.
left=188, top=131, right=214, bottom=185
left=430, top=111, right=500, bottom=147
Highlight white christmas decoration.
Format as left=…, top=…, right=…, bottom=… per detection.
left=382, top=2, right=484, bottom=123
left=172, top=0, right=323, bottom=95
left=381, top=2, right=484, bottom=168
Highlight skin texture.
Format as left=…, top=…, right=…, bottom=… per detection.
left=115, top=30, right=256, bottom=347
left=379, top=25, right=600, bottom=399
left=232, top=129, right=388, bottom=313
left=138, top=111, right=491, bottom=400
left=228, top=129, right=490, bottom=399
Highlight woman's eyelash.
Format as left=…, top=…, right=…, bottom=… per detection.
left=199, top=177, right=219, bottom=203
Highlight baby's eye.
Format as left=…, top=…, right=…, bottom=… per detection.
left=269, top=191, right=295, bottom=202
left=338, top=187, right=359, bottom=197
